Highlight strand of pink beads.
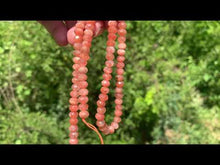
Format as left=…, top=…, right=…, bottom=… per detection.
left=67, top=20, right=126, bottom=144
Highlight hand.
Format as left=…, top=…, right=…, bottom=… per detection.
left=38, top=21, right=107, bottom=46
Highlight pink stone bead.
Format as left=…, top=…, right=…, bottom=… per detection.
left=99, top=125, right=108, bottom=132
left=117, top=68, right=124, bottom=75
left=73, top=57, right=81, bottom=63
left=69, top=98, right=78, bottom=105
left=97, top=100, right=106, bottom=107
left=118, top=29, right=127, bottom=36
left=72, top=71, right=79, bottom=77
left=116, top=104, right=122, bottom=110
left=115, top=110, right=123, bottom=117
left=103, top=73, right=112, bottom=81
left=70, top=118, right=78, bottom=125
left=116, top=81, right=124, bottom=88
left=114, top=116, right=121, bottom=123
left=77, top=74, right=88, bottom=81
left=102, top=128, right=110, bottom=135
left=105, top=60, right=114, bottom=67
left=79, top=104, right=89, bottom=111
left=69, top=105, right=78, bottom=112
left=108, top=21, right=118, bottom=27
left=97, top=107, right=106, bottom=114
left=84, top=29, right=93, bottom=37
left=78, top=81, right=88, bottom=88
left=76, top=22, right=85, bottom=29
left=79, top=59, right=87, bottom=66
left=117, top=49, right=126, bottom=56
left=96, top=120, right=106, bottom=128
left=81, top=46, right=90, bottom=54
left=78, top=96, right=89, bottom=104
left=118, top=37, right=126, bottom=43
left=108, top=33, right=117, bottom=40
left=111, top=122, right=119, bottom=129
left=118, top=43, right=127, bottom=49
left=74, top=27, right=84, bottom=36
left=69, top=112, right=78, bottom=118
left=72, top=84, right=79, bottom=91
left=115, top=93, right=123, bottom=99
left=69, top=138, right=78, bottom=144
left=95, top=113, right=105, bottom=121
left=70, top=91, right=78, bottom=97
left=106, top=46, right=115, bottom=54
left=78, top=89, right=88, bottom=96
left=106, top=53, right=115, bottom=60
left=103, top=67, right=112, bottom=74
left=73, top=35, right=83, bottom=43
left=108, top=125, right=115, bottom=134
left=69, top=132, right=79, bottom=139
left=99, top=94, right=108, bottom=101
left=101, top=87, right=109, bottom=94
left=85, top=23, right=95, bottom=31
left=83, top=35, right=92, bottom=42
left=116, top=62, right=125, bottom=68
left=115, top=87, right=123, bottom=93
left=74, top=43, right=82, bottom=50
left=108, top=26, right=117, bottom=33
left=72, top=64, right=80, bottom=70
left=78, top=66, right=88, bottom=73
left=116, top=75, right=124, bottom=81
left=101, top=80, right=110, bottom=87
left=79, top=110, right=89, bottom=119
left=73, top=50, right=80, bottom=56
left=117, top=56, right=125, bottom=62
left=69, top=125, right=78, bottom=132
left=115, top=99, right=123, bottom=105
left=72, top=78, right=78, bottom=84
left=82, top=40, right=91, bottom=48
left=107, top=40, right=116, bottom=46
left=118, top=22, right=127, bottom=29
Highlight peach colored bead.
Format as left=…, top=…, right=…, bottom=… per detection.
left=83, top=35, right=92, bottom=42
left=107, top=40, right=116, bottom=46
left=79, top=104, right=89, bottom=111
left=78, top=89, right=88, bottom=96
left=115, top=87, right=123, bottom=93
left=85, top=23, right=95, bottom=31
left=103, top=67, right=112, bottom=74
left=97, top=107, right=106, bottom=114
left=69, top=105, right=78, bottom=112
left=84, top=29, right=93, bottom=37
left=101, top=87, right=109, bottom=94
left=108, top=33, right=117, bottom=40
left=74, top=27, right=84, bottom=36
left=117, top=56, right=125, bottom=62
left=73, top=64, right=80, bottom=70
left=115, top=93, right=123, bottom=99
left=111, top=122, right=119, bottom=129
left=101, top=80, right=110, bottom=87
left=73, top=35, right=83, bottom=43
left=69, top=98, right=78, bottom=105
left=116, top=75, right=124, bottom=81
left=117, top=49, right=126, bottom=56
left=78, top=81, right=88, bottom=88
left=118, top=36, right=126, bottom=43
left=115, top=99, right=123, bottom=105
left=116, top=81, right=124, bottom=88
left=69, top=138, right=78, bottom=144
left=118, top=29, right=127, bottom=36
left=99, top=125, right=108, bottom=132
left=114, top=116, right=121, bottom=123
left=116, top=62, right=125, bottom=68
left=96, top=120, right=106, bottom=128
left=79, top=110, right=89, bottom=119
left=70, top=91, right=78, bottom=97
left=78, top=96, right=89, bottom=104
left=108, top=126, right=115, bottom=134
left=97, top=100, right=106, bottom=107
left=103, top=73, right=112, bottom=80
left=99, top=94, right=108, bottom=101
left=81, top=46, right=90, bottom=53
left=73, top=50, right=81, bottom=56
left=82, top=40, right=91, bottom=48
left=108, top=26, right=117, bottom=33
left=95, top=113, right=105, bottom=121
left=72, top=84, right=79, bottom=91
left=103, top=128, right=110, bottom=135
left=115, top=110, right=123, bottom=117
left=69, top=125, right=78, bottom=132
left=106, top=46, right=115, bottom=54
left=74, top=43, right=82, bottom=50
left=116, top=104, right=122, bottom=110
left=117, top=68, right=124, bottom=75
left=106, top=53, right=115, bottom=60
left=77, top=74, right=87, bottom=81
left=118, top=43, right=126, bottom=49
left=71, top=78, right=78, bottom=84
left=105, top=60, right=114, bottom=67
left=69, top=112, right=78, bottom=118
left=75, top=22, right=85, bottom=29
left=73, top=57, right=81, bottom=63
left=108, top=21, right=117, bottom=26
left=70, top=118, right=78, bottom=125
left=69, top=132, right=79, bottom=139
left=118, top=22, right=127, bottom=29
left=78, top=66, right=88, bottom=73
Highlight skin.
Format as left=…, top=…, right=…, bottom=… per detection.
left=38, top=21, right=107, bottom=46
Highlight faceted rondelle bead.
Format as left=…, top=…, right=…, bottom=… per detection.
left=108, top=125, right=115, bottom=134
left=69, top=112, right=78, bottom=118
left=114, top=116, right=121, bottom=123
left=117, top=49, right=126, bottom=56
left=97, top=107, right=106, bottom=114
left=69, top=125, right=78, bottom=132
left=115, top=110, right=123, bottom=117
left=111, top=122, right=119, bottom=129
left=69, top=138, right=78, bottom=144
left=78, top=89, right=89, bottom=96
left=79, top=104, right=89, bottom=111
left=97, top=100, right=106, bottom=107
left=102, top=73, right=112, bottom=81
left=70, top=118, right=78, bottom=125
left=100, top=87, right=109, bottom=94
left=69, top=105, right=78, bottom=112
left=99, top=94, right=108, bottom=101
left=101, top=80, right=110, bottom=87
left=78, top=96, right=89, bottom=104
left=95, top=113, right=105, bottom=121
left=96, top=120, right=106, bottom=127
left=69, top=132, right=79, bottom=139
left=79, top=110, right=89, bottom=119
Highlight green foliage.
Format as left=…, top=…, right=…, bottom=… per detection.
left=1, top=21, right=220, bottom=144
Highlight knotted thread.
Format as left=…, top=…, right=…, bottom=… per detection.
left=82, top=119, right=104, bottom=144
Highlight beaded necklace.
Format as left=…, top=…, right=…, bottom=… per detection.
left=68, top=21, right=127, bottom=144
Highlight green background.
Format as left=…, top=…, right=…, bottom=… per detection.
left=1, top=21, right=220, bottom=144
